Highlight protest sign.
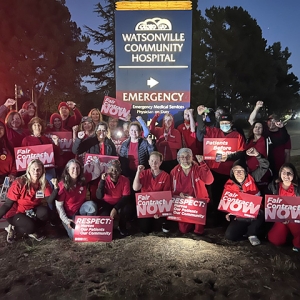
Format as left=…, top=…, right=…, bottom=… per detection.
left=14, top=144, right=55, bottom=171
left=265, top=195, right=300, bottom=222
left=73, top=216, right=113, bottom=242
left=203, top=138, right=238, bottom=160
left=101, top=96, right=132, bottom=121
left=167, top=195, right=207, bottom=225
left=45, top=132, right=73, bottom=152
left=84, top=154, right=118, bottom=175
left=218, top=190, right=262, bottom=219
left=136, top=191, right=173, bottom=218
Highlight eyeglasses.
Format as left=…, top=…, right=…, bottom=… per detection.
left=233, top=169, right=245, bottom=174
left=179, top=155, right=191, bottom=160
left=282, top=172, right=293, bottom=177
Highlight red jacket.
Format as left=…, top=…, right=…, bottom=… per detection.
left=62, top=107, right=82, bottom=131
left=245, top=136, right=267, bottom=172
left=224, top=174, right=260, bottom=195
left=150, top=114, right=182, bottom=161
left=170, top=162, right=214, bottom=201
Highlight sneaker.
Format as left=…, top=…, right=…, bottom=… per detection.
left=28, top=233, right=46, bottom=242
left=248, top=235, right=261, bottom=246
left=292, top=246, right=299, bottom=252
left=5, top=225, right=15, bottom=244
left=162, top=223, right=170, bottom=233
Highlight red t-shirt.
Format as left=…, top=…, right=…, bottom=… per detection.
left=172, top=170, right=195, bottom=197
left=57, top=173, right=92, bottom=216
left=6, top=178, right=52, bottom=218
left=102, top=175, right=131, bottom=205
left=128, top=141, right=139, bottom=171
left=139, top=169, right=171, bottom=193
left=246, top=136, right=267, bottom=172
left=177, top=122, right=200, bottom=156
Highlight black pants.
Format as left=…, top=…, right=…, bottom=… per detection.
left=7, top=206, right=49, bottom=234
left=225, top=210, right=265, bottom=241
left=99, top=202, right=134, bottom=231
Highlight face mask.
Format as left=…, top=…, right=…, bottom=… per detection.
left=220, top=124, right=231, bottom=132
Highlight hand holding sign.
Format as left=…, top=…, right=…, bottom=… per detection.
left=110, top=208, right=118, bottom=219
left=195, top=155, right=203, bottom=163
left=51, top=135, right=59, bottom=146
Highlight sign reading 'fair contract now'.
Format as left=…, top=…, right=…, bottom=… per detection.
left=203, top=138, right=238, bottom=160
left=218, top=190, right=262, bottom=219
left=101, top=96, right=132, bottom=121
left=265, top=195, right=300, bottom=223
left=14, top=144, right=55, bottom=171
left=135, top=191, right=173, bottom=218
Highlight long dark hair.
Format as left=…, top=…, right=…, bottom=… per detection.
left=247, top=121, right=266, bottom=141
left=61, top=159, right=86, bottom=191
left=276, top=163, right=299, bottom=186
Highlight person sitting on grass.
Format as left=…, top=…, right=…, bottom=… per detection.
left=53, top=158, right=101, bottom=239
left=223, top=159, right=264, bottom=246
left=267, top=163, right=300, bottom=252
left=0, top=159, right=52, bottom=243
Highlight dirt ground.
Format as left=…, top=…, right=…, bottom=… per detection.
left=1, top=157, right=300, bottom=300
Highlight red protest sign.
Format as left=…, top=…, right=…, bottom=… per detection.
left=73, top=216, right=113, bottom=242
left=265, top=195, right=300, bottom=222
left=84, top=154, right=118, bottom=175
left=46, top=132, right=73, bottom=152
left=14, top=144, right=55, bottom=171
left=111, top=136, right=127, bottom=155
left=218, top=190, right=262, bottom=218
left=101, top=96, right=132, bottom=121
left=203, top=138, right=238, bottom=160
left=135, top=191, right=173, bottom=218
left=167, top=195, right=207, bottom=225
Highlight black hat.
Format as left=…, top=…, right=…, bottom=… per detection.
left=219, top=113, right=232, bottom=122
left=230, top=159, right=248, bottom=180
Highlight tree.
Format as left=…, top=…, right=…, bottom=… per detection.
left=0, top=0, right=92, bottom=112
left=85, top=0, right=116, bottom=96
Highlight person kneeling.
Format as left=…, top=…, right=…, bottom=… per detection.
left=96, top=160, right=132, bottom=236
left=224, top=160, right=264, bottom=246
left=0, top=159, right=52, bottom=243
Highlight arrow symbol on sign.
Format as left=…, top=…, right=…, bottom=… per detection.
left=147, top=77, right=159, bottom=88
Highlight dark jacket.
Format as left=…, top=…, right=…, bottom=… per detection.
left=119, top=137, right=155, bottom=176
left=267, top=180, right=300, bottom=196
left=72, top=136, right=117, bottom=156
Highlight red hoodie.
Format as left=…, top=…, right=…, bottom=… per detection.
left=150, top=114, right=182, bottom=160
left=170, top=162, right=214, bottom=201
left=224, top=174, right=260, bottom=195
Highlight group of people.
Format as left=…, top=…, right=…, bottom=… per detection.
left=0, top=98, right=299, bottom=253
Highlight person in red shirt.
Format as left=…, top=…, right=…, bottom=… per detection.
left=53, top=158, right=100, bottom=239
left=267, top=163, right=300, bottom=252
left=19, top=101, right=36, bottom=128
left=223, top=159, right=264, bottom=246
left=248, top=101, right=291, bottom=175
left=0, top=159, right=52, bottom=243
left=58, top=101, right=82, bottom=131
left=47, top=113, right=67, bottom=132
left=0, top=120, right=17, bottom=184
left=150, top=112, right=182, bottom=173
left=5, top=110, right=30, bottom=148
left=197, top=105, right=245, bottom=224
left=133, top=151, right=171, bottom=233
left=21, top=117, right=61, bottom=187
left=96, top=159, right=132, bottom=236
left=170, top=148, right=214, bottom=235
left=177, top=108, right=200, bottom=157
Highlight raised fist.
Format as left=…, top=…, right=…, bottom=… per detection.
left=4, top=98, right=16, bottom=107
left=255, top=101, right=263, bottom=109
left=137, top=165, right=145, bottom=172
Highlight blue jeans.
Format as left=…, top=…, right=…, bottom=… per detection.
left=62, top=201, right=97, bottom=239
